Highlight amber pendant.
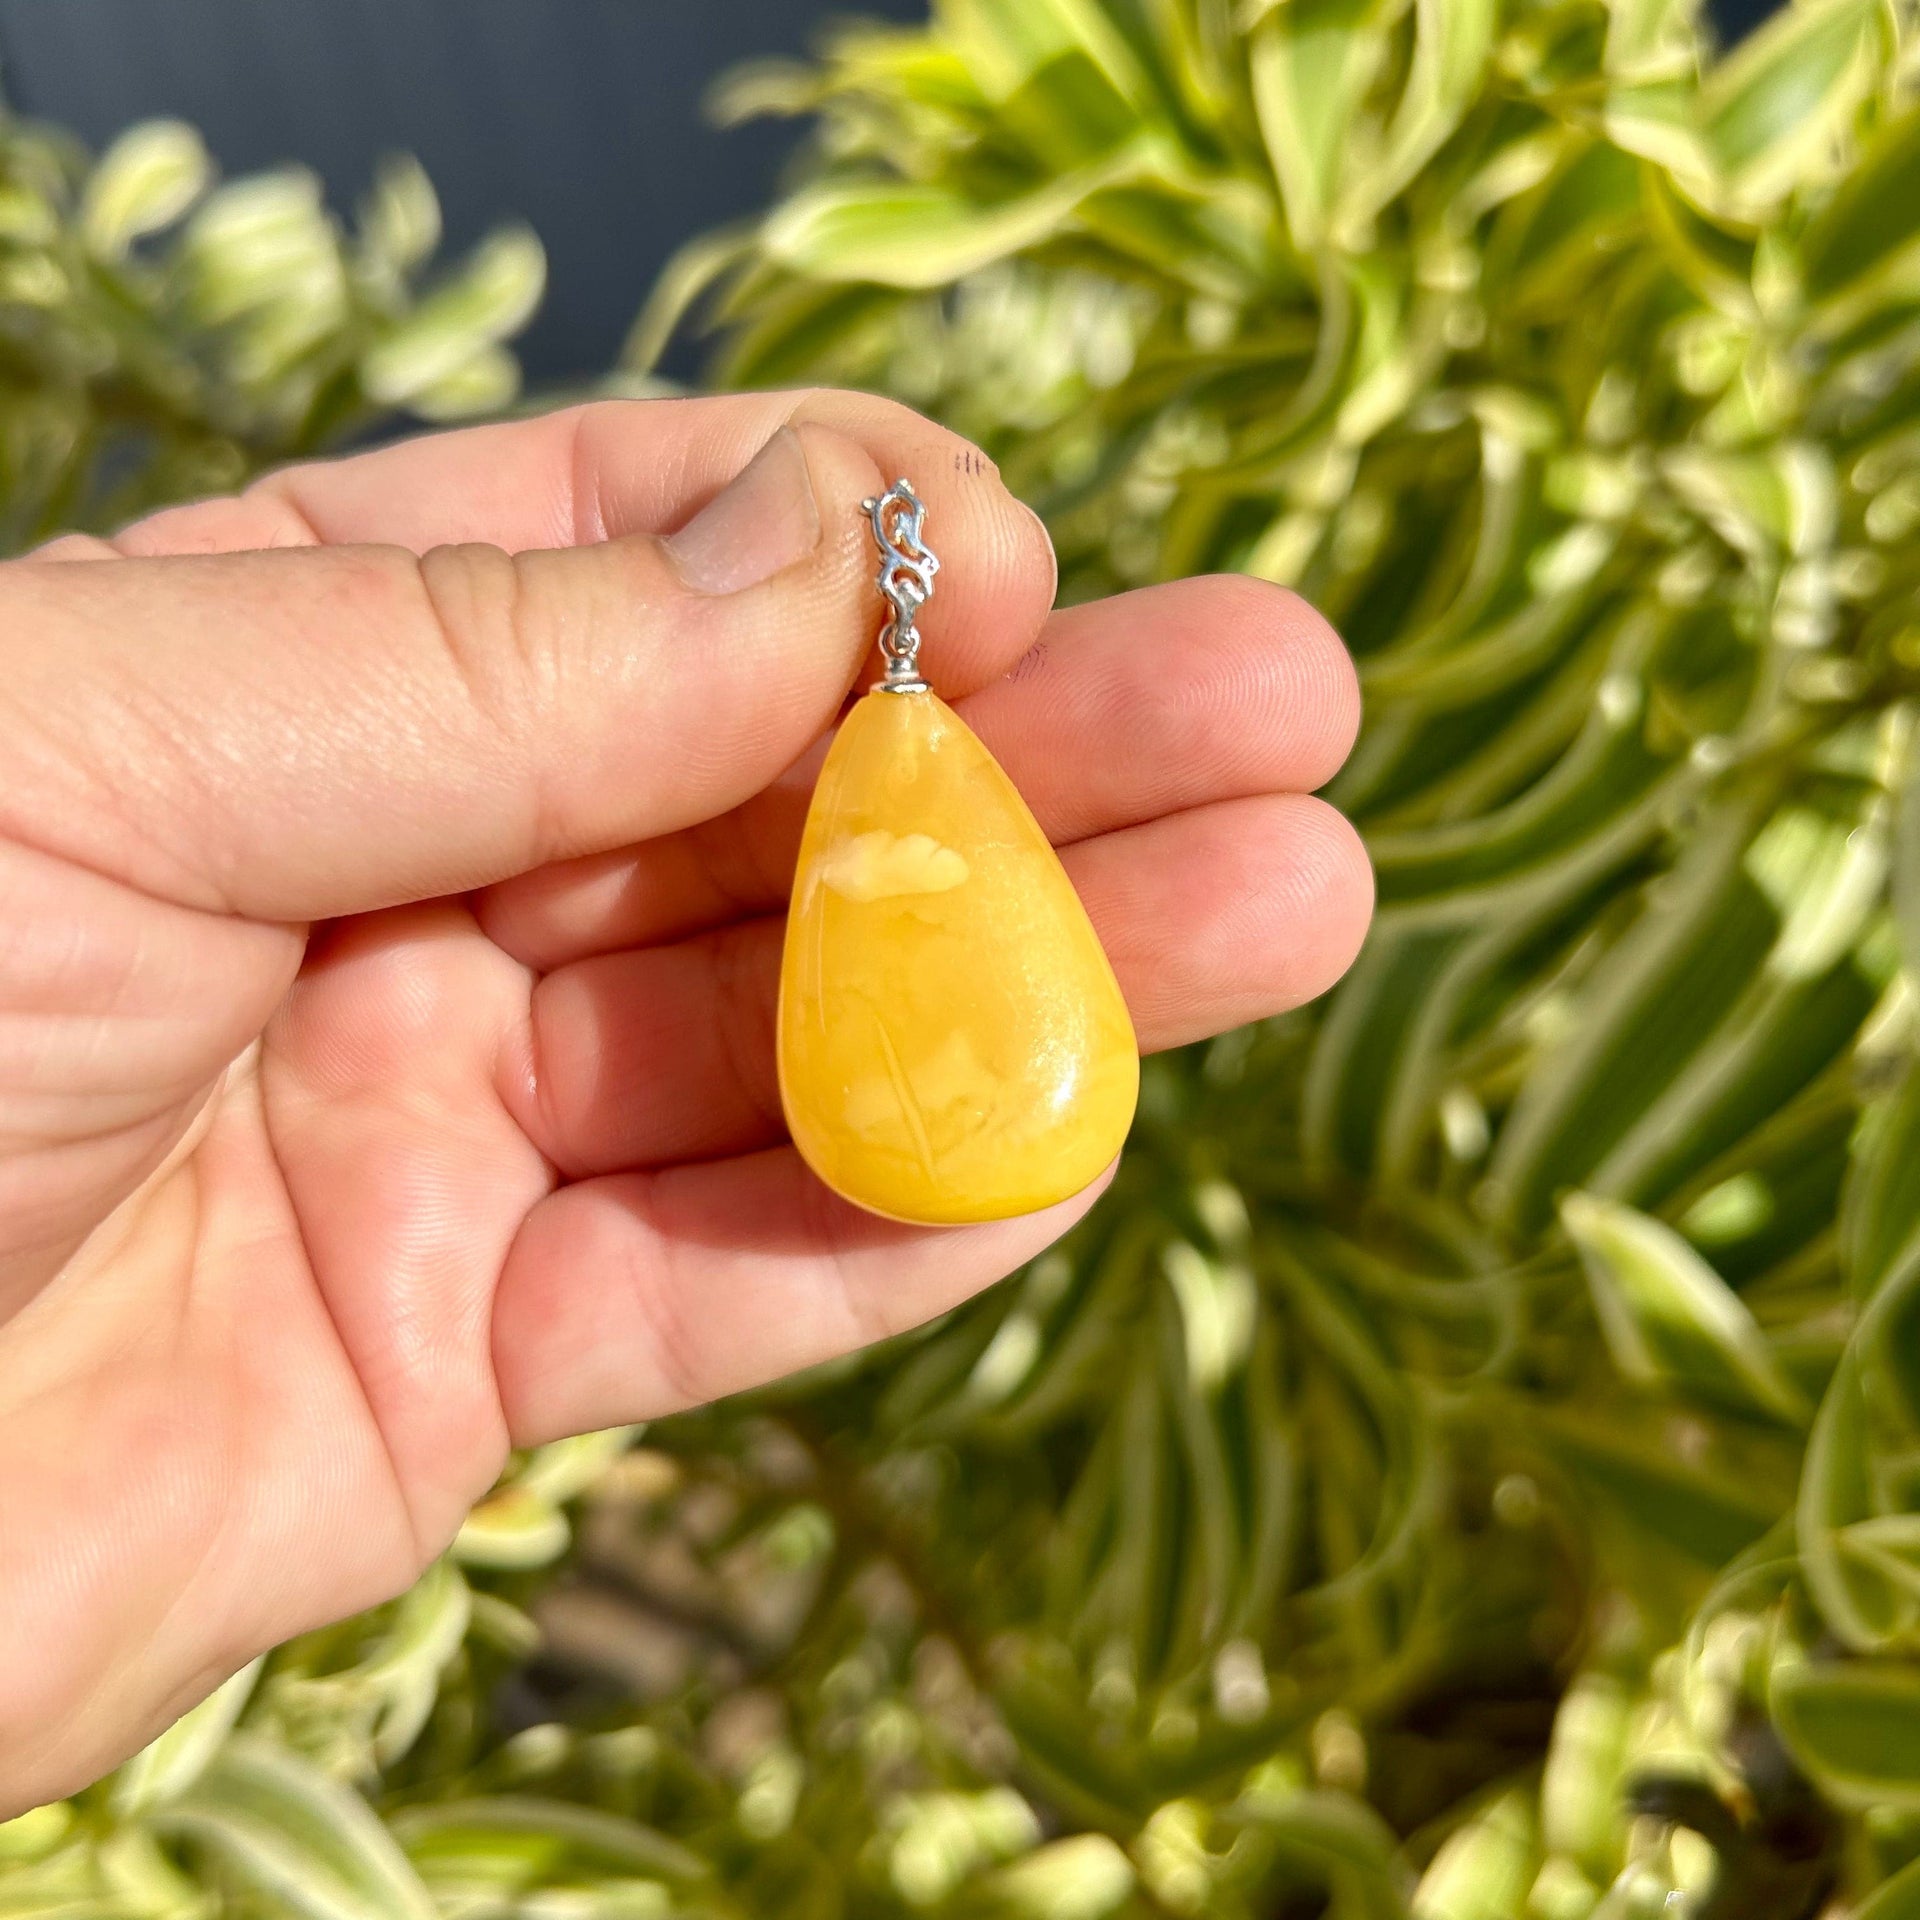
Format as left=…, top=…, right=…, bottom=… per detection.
left=776, top=482, right=1139, bottom=1225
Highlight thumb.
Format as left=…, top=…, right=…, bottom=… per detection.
left=0, top=422, right=902, bottom=922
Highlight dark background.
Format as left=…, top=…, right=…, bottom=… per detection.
left=0, top=0, right=1775, bottom=388
left=0, top=0, right=924, bottom=384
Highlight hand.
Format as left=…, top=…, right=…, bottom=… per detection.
left=0, top=392, right=1370, bottom=1807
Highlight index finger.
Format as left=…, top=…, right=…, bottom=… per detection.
left=96, top=391, right=1059, bottom=702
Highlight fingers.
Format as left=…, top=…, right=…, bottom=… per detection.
left=261, top=903, right=547, bottom=1535
left=60, top=391, right=1056, bottom=703
left=514, top=794, right=1374, bottom=1179
left=270, top=392, right=1055, bottom=693
left=0, top=899, right=547, bottom=1810
left=491, top=783, right=1374, bottom=1447
left=478, top=575, right=1360, bottom=971
left=0, top=835, right=301, bottom=1313
left=0, top=419, right=1040, bottom=924
left=492, top=1146, right=1111, bottom=1446
left=1079, top=792, right=1374, bottom=1034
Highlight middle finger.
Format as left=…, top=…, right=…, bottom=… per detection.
left=508, top=791, right=1373, bottom=1179
left=476, top=574, right=1357, bottom=972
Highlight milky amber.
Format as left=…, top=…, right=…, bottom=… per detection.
left=777, top=689, right=1139, bottom=1225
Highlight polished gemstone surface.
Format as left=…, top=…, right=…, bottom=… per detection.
left=777, top=688, right=1139, bottom=1225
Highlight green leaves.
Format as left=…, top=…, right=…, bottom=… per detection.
left=0, top=114, right=543, bottom=539
left=356, top=225, right=545, bottom=417
left=150, top=1737, right=439, bottom=1920
left=943, top=0, right=1151, bottom=162
left=1486, top=803, right=1778, bottom=1236
left=1248, top=0, right=1389, bottom=250
left=79, top=121, right=210, bottom=260
left=391, top=1800, right=709, bottom=1901
left=1843, top=1057, right=1920, bottom=1304
left=1410, top=1788, right=1534, bottom=1920
left=976, top=1833, right=1135, bottom=1918
left=1561, top=1193, right=1808, bottom=1421
left=1859, top=1855, right=1920, bottom=1919
left=109, top=1659, right=264, bottom=1817
left=1538, top=1670, right=1632, bottom=1870
left=1358, top=0, right=1498, bottom=223
left=1697, top=0, right=1891, bottom=210
left=1773, top=1656, right=1920, bottom=1808
left=1248, top=0, right=1493, bottom=249
left=760, top=157, right=1145, bottom=287
left=1802, top=108, right=1920, bottom=308
left=1533, top=1406, right=1779, bottom=1565
left=454, top=1429, right=639, bottom=1569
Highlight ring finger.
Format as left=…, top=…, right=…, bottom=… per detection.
left=509, top=792, right=1373, bottom=1178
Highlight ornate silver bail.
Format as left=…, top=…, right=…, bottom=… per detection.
left=863, top=479, right=939, bottom=692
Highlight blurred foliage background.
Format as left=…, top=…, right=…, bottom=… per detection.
left=0, top=0, right=929, bottom=388
left=7, top=0, right=1920, bottom=1913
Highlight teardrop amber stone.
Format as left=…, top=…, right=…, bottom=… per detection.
left=777, top=688, right=1139, bottom=1225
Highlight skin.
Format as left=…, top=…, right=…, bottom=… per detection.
left=0, top=389, right=1371, bottom=1811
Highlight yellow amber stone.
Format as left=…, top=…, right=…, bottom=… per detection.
left=777, top=688, right=1139, bottom=1225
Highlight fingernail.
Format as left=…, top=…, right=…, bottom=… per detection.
left=664, top=427, right=820, bottom=594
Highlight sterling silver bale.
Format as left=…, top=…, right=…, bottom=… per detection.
left=862, top=479, right=940, bottom=692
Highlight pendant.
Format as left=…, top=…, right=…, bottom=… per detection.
left=775, top=480, right=1139, bottom=1225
